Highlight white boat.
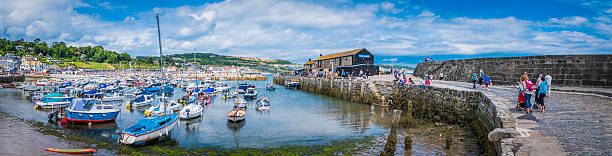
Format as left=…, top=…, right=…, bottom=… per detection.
left=223, top=91, right=237, bottom=99
left=243, top=88, right=258, bottom=99
left=179, top=103, right=203, bottom=120
left=101, top=94, right=124, bottom=102
left=35, top=97, right=73, bottom=109
left=145, top=101, right=182, bottom=117
left=130, top=94, right=154, bottom=107
left=214, top=82, right=231, bottom=92
left=118, top=114, right=179, bottom=144
left=255, top=98, right=271, bottom=111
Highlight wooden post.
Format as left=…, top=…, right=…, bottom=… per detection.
left=382, top=110, right=402, bottom=156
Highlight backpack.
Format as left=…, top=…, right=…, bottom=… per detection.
left=525, top=80, right=534, bottom=92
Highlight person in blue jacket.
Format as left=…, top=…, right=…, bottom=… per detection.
left=538, top=77, right=548, bottom=112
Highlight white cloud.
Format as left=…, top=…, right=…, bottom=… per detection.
left=1, top=0, right=611, bottom=62
left=382, top=58, right=398, bottom=62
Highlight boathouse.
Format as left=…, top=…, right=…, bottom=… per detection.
left=305, top=48, right=378, bottom=76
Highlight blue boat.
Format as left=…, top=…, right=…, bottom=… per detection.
left=161, top=86, right=174, bottom=94
left=145, top=87, right=160, bottom=93
left=118, top=114, right=179, bottom=144
left=62, top=98, right=120, bottom=124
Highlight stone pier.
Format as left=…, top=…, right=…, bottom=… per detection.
left=273, top=75, right=512, bottom=155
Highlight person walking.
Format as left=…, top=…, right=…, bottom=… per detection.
left=472, top=72, right=478, bottom=89
left=484, top=74, right=491, bottom=92
left=478, top=70, right=484, bottom=88
left=439, top=72, right=444, bottom=81
left=538, top=76, right=548, bottom=112
left=534, top=74, right=543, bottom=109
left=545, top=72, right=552, bottom=96
left=524, top=77, right=535, bottom=113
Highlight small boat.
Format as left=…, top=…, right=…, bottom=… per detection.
left=130, top=94, right=154, bottom=107
left=255, top=98, right=270, bottom=111
left=223, top=91, right=237, bottom=99
left=285, top=79, right=299, bottom=89
left=197, top=95, right=212, bottom=105
left=45, top=148, right=96, bottom=154
left=145, top=101, right=183, bottom=117
left=214, top=82, right=231, bottom=92
left=35, top=94, right=73, bottom=109
left=243, top=88, right=257, bottom=99
left=233, top=98, right=247, bottom=109
left=179, top=103, right=203, bottom=120
left=61, top=98, right=120, bottom=124
left=23, top=85, right=42, bottom=92
left=118, top=114, right=179, bottom=144
left=101, top=93, right=124, bottom=102
left=227, top=107, right=246, bottom=122
left=265, top=83, right=276, bottom=90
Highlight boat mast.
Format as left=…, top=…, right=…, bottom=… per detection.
left=156, top=13, right=167, bottom=114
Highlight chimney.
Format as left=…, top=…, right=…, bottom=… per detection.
left=320, top=54, right=322, bottom=57
left=308, top=58, right=311, bottom=61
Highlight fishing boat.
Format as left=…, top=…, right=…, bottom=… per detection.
left=145, top=101, right=182, bottom=117
left=285, top=79, right=300, bottom=89
left=45, top=148, right=96, bottom=154
left=255, top=98, right=270, bottom=111
left=243, top=88, right=257, bottom=99
left=130, top=93, right=154, bottom=107
left=61, top=98, right=120, bottom=124
left=179, top=103, right=203, bottom=120
left=118, top=113, right=179, bottom=144
left=227, top=107, right=246, bottom=122
left=214, top=82, right=231, bottom=92
left=35, top=93, right=73, bottom=109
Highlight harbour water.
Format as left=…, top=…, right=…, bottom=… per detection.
left=0, top=76, right=481, bottom=155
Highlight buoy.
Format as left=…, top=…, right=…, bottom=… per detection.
left=88, top=122, right=93, bottom=126
left=146, top=136, right=150, bottom=141
left=34, top=105, right=39, bottom=109
left=144, top=111, right=150, bottom=117
left=126, top=103, right=131, bottom=108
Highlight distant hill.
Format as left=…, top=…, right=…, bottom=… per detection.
left=137, top=53, right=293, bottom=67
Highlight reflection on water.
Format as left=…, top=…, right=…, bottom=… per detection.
left=0, top=77, right=480, bottom=154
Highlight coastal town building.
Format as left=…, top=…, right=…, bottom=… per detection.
left=304, top=48, right=378, bottom=76
left=20, top=56, right=42, bottom=72
left=0, top=53, right=20, bottom=72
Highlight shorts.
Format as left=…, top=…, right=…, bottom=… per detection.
left=485, top=83, right=489, bottom=87
left=439, top=77, right=443, bottom=80
left=478, top=78, right=483, bottom=85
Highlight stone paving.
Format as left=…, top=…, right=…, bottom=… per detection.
left=370, top=75, right=612, bottom=155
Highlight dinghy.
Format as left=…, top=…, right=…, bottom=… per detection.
left=45, top=148, right=96, bottom=154
left=118, top=113, right=179, bottom=144
left=145, top=101, right=182, bottom=117
left=130, top=93, right=154, bottom=107
left=255, top=98, right=271, bottom=111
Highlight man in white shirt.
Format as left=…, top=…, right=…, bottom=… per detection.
left=545, top=72, right=552, bottom=96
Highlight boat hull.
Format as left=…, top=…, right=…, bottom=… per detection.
left=36, top=101, right=71, bottom=109
left=64, top=110, right=119, bottom=123
left=119, top=115, right=179, bottom=144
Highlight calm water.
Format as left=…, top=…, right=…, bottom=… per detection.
left=0, top=77, right=480, bottom=154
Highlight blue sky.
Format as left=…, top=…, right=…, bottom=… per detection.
left=1, top=0, right=611, bottom=66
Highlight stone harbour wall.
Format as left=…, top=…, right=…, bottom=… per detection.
left=273, top=76, right=513, bottom=155
left=414, top=55, right=612, bottom=87
left=0, top=75, right=25, bottom=83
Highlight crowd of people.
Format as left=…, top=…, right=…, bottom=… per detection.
left=516, top=72, right=552, bottom=113
left=306, top=69, right=371, bottom=79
